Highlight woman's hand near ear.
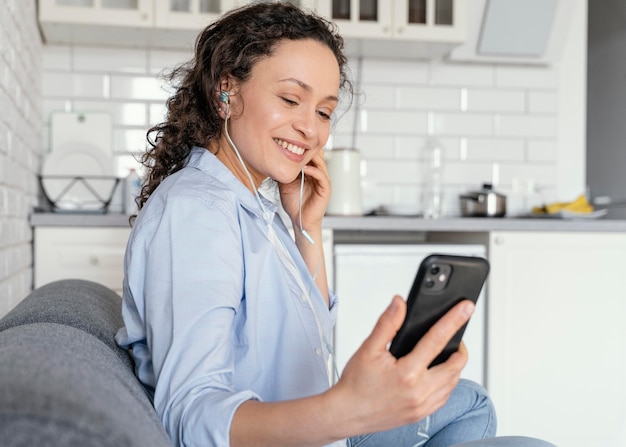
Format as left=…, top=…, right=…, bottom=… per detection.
left=279, top=150, right=332, bottom=304
left=279, top=149, right=331, bottom=229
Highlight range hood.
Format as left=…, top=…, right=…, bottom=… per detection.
left=449, top=0, right=578, bottom=65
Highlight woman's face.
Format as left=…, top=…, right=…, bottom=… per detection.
left=223, top=38, right=340, bottom=186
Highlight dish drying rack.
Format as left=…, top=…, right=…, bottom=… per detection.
left=39, top=175, right=121, bottom=213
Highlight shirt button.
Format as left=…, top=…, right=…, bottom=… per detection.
left=315, top=348, right=321, bottom=356
left=301, top=294, right=307, bottom=302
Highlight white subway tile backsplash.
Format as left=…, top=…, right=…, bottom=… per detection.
left=110, top=75, right=170, bottom=101
left=364, top=110, right=428, bottom=134
left=113, top=128, right=148, bottom=152
left=366, top=159, right=420, bottom=185
left=429, top=63, right=495, bottom=87
left=443, top=161, right=494, bottom=186
left=466, top=89, right=525, bottom=112
left=495, top=66, right=558, bottom=89
left=37, top=37, right=570, bottom=219
left=353, top=134, right=394, bottom=159
left=527, top=139, right=558, bottom=162
left=42, top=100, right=71, bottom=122
left=42, top=45, right=72, bottom=70
left=359, top=85, right=395, bottom=108
left=359, top=58, right=429, bottom=84
left=73, top=101, right=148, bottom=126
left=495, top=114, right=558, bottom=138
left=394, top=136, right=425, bottom=159
left=432, top=112, right=494, bottom=136
left=148, top=49, right=192, bottom=75
left=528, top=91, right=558, bottom=113
left=74, top=46, right=148, bottom=74
left=149, top=103, right=168, bottom=126
left=43, top=72, right=110, bottom=98
left=396, top=86, right=460, bottom=111
left=465, top=138, right=525, bottom=162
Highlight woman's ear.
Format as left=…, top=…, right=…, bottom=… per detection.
left=217, top=77, right=236, bottom=119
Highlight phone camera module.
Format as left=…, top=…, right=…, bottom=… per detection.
left=424, top=278, right=435, bottom=289
left=430, top=265, right=440, bottom=275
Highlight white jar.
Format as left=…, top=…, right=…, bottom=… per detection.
left=325, top=148, right=363, bottom=216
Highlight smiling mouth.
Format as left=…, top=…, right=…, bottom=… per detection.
left=274, top=138, right=305, bottom=156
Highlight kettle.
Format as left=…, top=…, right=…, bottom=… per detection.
left=325, top=148, right=363, bottom=216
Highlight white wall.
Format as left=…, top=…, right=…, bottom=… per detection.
left=40, top=3, right=587, bottom=218
left=0, top=2, right=587, bottom=314
left=0, top=0, right=42, bottom=315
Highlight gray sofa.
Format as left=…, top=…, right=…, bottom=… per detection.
left=0, top=279, right=172, bottom=447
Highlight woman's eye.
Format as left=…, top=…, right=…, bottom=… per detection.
left=317, top=110, right=332, bottom=121
left=282, top=97, right=298, bottom=106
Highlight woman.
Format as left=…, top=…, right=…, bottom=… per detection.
left=116, top=3, right=552, bottom=447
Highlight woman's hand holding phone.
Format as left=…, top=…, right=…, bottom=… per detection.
left=327, top=295, right=474, bottom=438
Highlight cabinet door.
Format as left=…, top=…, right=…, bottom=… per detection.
left=322, top=0, right=393, bottom=38
left=488, top=231, right=626, bottom=446
left=334, top=244, right=486, bottom=386
left=35, top=227, right=131, bottom=295
left=154, top=0, right=238, bottom=30
left=39, top=0, right=153, bottom=27
left=394, top=0, right=466, bottom=41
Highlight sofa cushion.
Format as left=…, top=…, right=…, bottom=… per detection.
left=0, top=279, right=172, bottom=446
left=0, top=279, right=131, bottom=369
left=0, top=322, right=172, bottom=447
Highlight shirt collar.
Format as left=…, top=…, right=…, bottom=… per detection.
left=187, top=146, right=278, bottom=222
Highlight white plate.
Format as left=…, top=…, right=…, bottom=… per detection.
left=42, top=142, right=116, bottom=211
left=530, top=209, right=608, bottom=220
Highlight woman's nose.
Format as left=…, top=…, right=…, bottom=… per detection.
left=293, top=110, right=316, bottom=138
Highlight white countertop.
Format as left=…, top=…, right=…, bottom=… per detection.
left=30, top=212, right=626, bottom=233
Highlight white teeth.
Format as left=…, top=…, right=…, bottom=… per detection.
left=274, top=138, right=305, bottom=156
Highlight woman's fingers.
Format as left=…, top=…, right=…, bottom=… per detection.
left=401, top=300, right=474, bottom=371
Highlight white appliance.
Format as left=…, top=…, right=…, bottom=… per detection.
left=333, top=244, right=487, bottom=386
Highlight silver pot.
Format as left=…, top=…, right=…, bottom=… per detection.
left=460, top=183, right=507, bottom=217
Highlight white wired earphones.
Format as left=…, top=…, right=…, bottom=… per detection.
left=220, top=89, right=338, bottom=382
left=221, top=90, right=315, bottom=246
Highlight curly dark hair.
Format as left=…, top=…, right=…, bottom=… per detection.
left=137, top=2, right=353, bottom=212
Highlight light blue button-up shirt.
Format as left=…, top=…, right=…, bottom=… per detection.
left=115, top=147, right=341, bottom=447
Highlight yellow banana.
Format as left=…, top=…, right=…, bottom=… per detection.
left=534, top=194, right=594, bottom=215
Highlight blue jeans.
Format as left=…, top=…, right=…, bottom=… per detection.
left=347, top=379, right=555, bottom=447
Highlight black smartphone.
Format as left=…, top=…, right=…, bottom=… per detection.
left=389, top=254, right=489, bottom=366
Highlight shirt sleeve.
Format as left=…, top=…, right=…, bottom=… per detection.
left=126, top=192, right=259, bottom=447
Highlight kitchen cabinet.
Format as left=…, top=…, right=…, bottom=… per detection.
left=326, top=0, right=464, bottom=41
left=33, top=224, right=332, bottom=300
left=153, top=1, right=326, bottom=31
left=39, top=0, right=154, bottom=27
left=487, top=231, right=626, bottom=446
left=324, top=0, right=466, bottom=58
left=37, top=0, right=333, bottom=48
left=38, top=0, right=465, bottom=56
left=34, top=227, right=131, bottom=295
left=152, top=0, right=235, bottom=30
left=333, top=243, right=486, bottom=386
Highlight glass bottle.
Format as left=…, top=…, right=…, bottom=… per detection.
left=421, top=138, right=444, bottom=219
left=124, top=168, right=142, bottom=215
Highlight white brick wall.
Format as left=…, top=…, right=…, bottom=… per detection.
left=0, top=0, right=43, bottom=316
